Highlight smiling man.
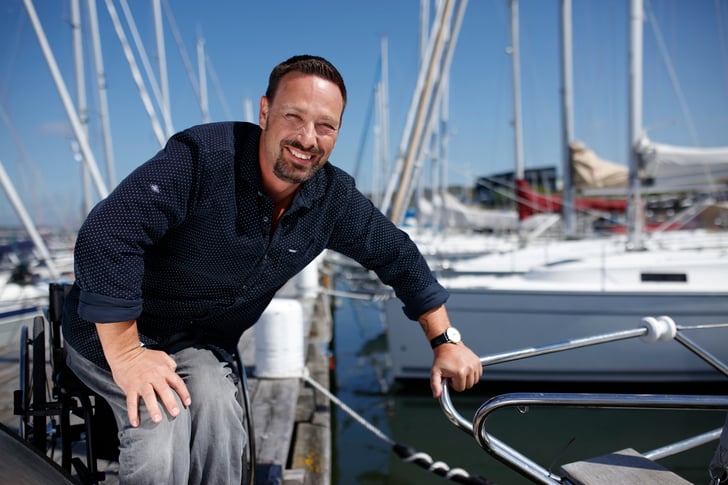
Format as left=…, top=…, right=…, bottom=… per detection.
left=62, top=55, right=482, bottom=484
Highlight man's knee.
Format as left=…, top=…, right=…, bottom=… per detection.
left=118, top=403, right=193, bottom=483
left=176, top=347, right=243, bottom=420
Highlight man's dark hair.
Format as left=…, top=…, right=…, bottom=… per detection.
left=266, top=55, right=347, bottom=112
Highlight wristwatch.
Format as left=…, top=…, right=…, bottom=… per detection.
left=430, top=327, right=462, bottom=348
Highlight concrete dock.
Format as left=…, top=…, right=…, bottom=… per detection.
left=0, top=274, right=334, bottom=485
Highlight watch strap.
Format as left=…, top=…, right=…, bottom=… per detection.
left=430, top=333, right=449, bottom=348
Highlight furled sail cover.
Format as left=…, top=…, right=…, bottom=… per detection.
left=638, top=137, right=728, bottom=188
left=570, top=141, right=628, bottom=189
left=417, top=192, right=518, bottom=231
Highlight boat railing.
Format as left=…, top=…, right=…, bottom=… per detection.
left=439, top=316, right=728, bottom=484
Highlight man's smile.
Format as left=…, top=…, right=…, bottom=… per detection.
left=287, top=146, right=313, bottom=161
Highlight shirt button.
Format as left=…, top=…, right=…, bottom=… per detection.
left=263, top=216, right=269, bottom=222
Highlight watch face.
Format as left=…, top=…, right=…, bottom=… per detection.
left=446, top=327, right=461, bottom=343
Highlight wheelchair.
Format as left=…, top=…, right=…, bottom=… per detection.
left=14, top=282, right=118, bottom=485
left=13, top=282, right=257, bottom=485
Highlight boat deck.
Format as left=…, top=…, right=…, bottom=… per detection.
left=0, top=282, right=333, bottom=485
left=562, top=448, right=693, bottom=485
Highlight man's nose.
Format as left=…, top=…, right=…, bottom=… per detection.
left=296, top=121, right=316, bottom=145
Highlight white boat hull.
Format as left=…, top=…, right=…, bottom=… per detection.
left=384, top=234, right=728, bottom=384
left=385, top=288, right=728, bottom=383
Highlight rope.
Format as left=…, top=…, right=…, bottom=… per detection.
left=300, top=369, right=496, bottom=484
left=302, top=369, right=394, bottom=446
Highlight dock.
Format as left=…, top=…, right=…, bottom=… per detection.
left=241, top=279, right=334, bottom=485
left=0, top=272, right=334, bottom=485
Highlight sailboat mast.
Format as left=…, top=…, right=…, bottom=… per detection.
left=153, top=0, right=173, bottom=137
left=386, top=0, right=455, bottom=225
left=627, top=0, right=644, bottom=249
left=71, top=0, right=93, bottom=216
left=197, top=37, right=210, bottom=123
left=403, top=0, right=466, bottom=228
left=560, top=0, right=576, bottom=237
left=375, top=35, right=391, bottom=208
left=509, top=0, right=525, bottom=180
left=22, top=0, right=109, bottom=199
left=87, top=0, right=117, bottom=189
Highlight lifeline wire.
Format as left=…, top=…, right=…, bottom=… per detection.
left=301, top=369, right=394, bottom=445
left=300, top=369, right=496, bottom=485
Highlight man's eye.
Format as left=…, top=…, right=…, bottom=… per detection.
left=318, top=124, right=337, bottom=135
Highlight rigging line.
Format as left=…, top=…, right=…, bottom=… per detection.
left=103, top=0, right=166, bottom=147
left=161, top=0, right=201, bottom=106
left=301, top=369, right=496, bottom=484
left=2, top=4, right=25, bottom=88
left=644, top=0, right=701, bottom=145
left=204, top=52, right=233, bottom=121
left=117, top=0, right=165, bottom=130
left=302, top=369, right=393, bottom=445
left=352, top=58, right=380, bottom=181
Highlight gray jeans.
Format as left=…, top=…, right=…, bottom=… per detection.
left=65, top=343, right=247, bottom=484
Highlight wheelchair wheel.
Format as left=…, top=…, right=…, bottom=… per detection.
left=31, top=315, right=49, bottom=452
left=17, top=325, right=29, bottom=440
left=15, top=316, right=50, bottom=451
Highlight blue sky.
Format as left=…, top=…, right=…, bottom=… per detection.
left=1, top=0, right=727, bottom=228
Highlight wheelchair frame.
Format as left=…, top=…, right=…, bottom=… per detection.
left=14, top=282, right=118, bottom=484
left=13, top=282, right=257, bottom=485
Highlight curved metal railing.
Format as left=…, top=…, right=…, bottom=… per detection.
left=439, top=317, right=728, bottom=484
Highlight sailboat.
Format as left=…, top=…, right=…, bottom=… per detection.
left=383, top=0, right=728, bottom=384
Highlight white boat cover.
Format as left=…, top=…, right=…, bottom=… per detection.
left=417, top=192, right=518, bottom=231
left=638, top=137, right=728, bottom=188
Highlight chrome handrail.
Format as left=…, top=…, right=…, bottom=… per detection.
left=467, top=392, right=728, bottom=484
left=439, top=317, right=728, bottom=484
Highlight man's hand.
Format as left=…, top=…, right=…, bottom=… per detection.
left=109, top=346, right=191, bottom=427
left=417, top=305, right=482, bottom=398
left=96, top=321, right=191, bottom=427
left=430, top=342, right=482, bottom=398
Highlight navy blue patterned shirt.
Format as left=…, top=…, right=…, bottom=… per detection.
left=63, top=121, right=448, bottom=368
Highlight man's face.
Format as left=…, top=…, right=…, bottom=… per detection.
left=259, top=72, right=344, bottom=185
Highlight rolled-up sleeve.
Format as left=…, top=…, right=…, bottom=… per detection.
left=327, top=183, right=448, bottom=321
left=400, top=280, right=448, bottom=320
left=78, top=290, right=143, bottom=323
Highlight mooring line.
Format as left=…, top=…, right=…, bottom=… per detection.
left=300, top=369, right=496, bottom=484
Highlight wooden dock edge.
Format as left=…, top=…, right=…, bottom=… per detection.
left=242, top=289, right=333, bottom=485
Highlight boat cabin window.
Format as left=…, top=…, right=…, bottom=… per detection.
left=641, top=273, right=688, bottom=282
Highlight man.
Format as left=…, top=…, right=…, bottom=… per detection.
left=63, top=54, right=482, bottom=484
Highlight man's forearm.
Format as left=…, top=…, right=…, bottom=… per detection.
left=417, top=305, right=452, bottom=340
left=95, top=320, right=142, bottom=366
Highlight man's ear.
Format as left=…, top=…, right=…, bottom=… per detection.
left=259, top=96, right=268, bottom=128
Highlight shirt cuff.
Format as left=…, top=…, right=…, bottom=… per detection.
left=401, top=281, right=449, bottom=321
left=78, top=290, right=143, bottom=323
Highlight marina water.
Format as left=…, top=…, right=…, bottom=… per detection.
left=330, top=280, right=724, bottom=484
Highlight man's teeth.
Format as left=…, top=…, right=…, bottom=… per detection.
left=291, top=149, right=312, bottom=160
